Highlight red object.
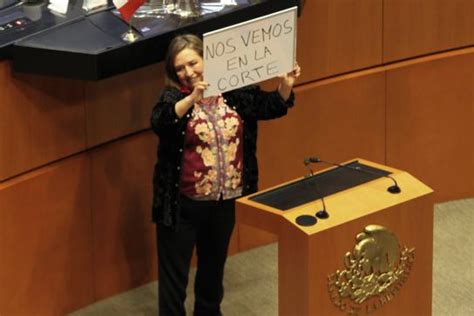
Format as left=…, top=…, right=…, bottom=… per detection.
left=115, top=0, right=145, bottom=22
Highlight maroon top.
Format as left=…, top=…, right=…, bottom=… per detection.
left=179, top=95, right=244, bottom=200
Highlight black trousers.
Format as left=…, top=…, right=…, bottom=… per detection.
left=156, top=195, right=236, bottom=316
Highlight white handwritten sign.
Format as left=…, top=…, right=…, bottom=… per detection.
left=203, top=6, right=297, bottom=97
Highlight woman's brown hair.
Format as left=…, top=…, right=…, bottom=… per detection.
left=164, top=34, right=203, bottom=88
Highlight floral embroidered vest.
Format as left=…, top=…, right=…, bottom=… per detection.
left=179, top=95, right=244, bottom=200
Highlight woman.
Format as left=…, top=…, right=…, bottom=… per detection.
left=151, top=34, right=301, bottom=316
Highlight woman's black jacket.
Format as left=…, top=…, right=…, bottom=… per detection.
left=150, top=85, right=295, bottom=228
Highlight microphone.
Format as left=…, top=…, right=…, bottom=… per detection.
left=301, top=159, right=329, bottom=222
left=304, top=156, right=401, bottom=194
left=294, top=184, right=329, bottom=226
left=314, top=188, right=329, bottom=219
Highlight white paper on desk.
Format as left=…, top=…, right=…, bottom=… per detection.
left=200, top=4, right=224, bottom=13
left=48, top=0, right=69, bottom=15
left=82, top=0, right=107, bottom=12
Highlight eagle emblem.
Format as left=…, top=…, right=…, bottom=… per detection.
left=328, top=225, right=415, bottom=315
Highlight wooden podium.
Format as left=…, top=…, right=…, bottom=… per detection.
left=236, top=159, right=434, bottom=316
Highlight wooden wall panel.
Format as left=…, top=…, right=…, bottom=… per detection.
left=239, top=71, right=387, bottom=251
left=297, top=0, right=382, bottom=84
left=85, top=63, right=164, bottom=148
left=386, top=53, right=474, bottom=202
left=0, top=156, right=93, bottom=315
left=0, top=61, right=86, bottom=181
left=384, top=0, right=474, bottom=63
left=89, top=131, right=158, bottom=299
left=258, top=71, right=386, bottom=190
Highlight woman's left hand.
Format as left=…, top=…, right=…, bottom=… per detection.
left=279, top=63, right=301, bottom=88
left=277, top=63, right=301, bottom=100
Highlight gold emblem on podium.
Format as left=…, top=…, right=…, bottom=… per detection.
left=328, top=225, right=415, bottom=315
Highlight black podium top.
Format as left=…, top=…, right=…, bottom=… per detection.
left=249, top=161, right=392, bottom=210
left=0, top=0, right=301, bottom=80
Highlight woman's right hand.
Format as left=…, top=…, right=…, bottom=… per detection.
left=174, top=81, right=210, bottom=118
left=188, top=81, right=209, bottom=104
